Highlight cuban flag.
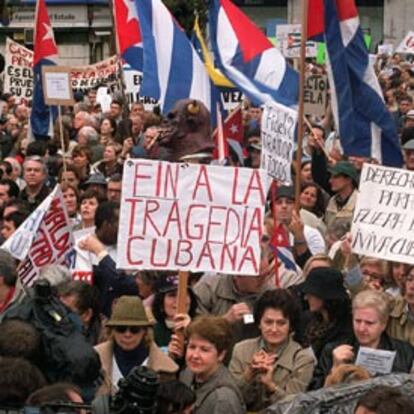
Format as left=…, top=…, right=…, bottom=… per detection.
left=30, top=0, right=58, bottom=140
left=209, top=0, right=299, bottom=108
left=307, top=0, right=403, bottom=167
left=113, top=0, right=143, bottom=70
left=135, top=0, right=214, bottom=115
left=270, top=224, right=297, bottom=271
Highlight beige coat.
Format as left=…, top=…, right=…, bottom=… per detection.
left=387, top=296, right=414, bottom=347
left=194, top=275, right=268, bottom=344
left=95, top=340, right=178, bottom=396
left=229, top=336, right=315, bottom=411
left=325, top=189, right=358, bottom=231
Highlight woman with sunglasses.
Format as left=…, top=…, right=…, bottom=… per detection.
left=94, top=296, right=178, bottom=396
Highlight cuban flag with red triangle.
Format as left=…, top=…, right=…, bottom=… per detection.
left=30, top=0, right=58, bottom=140
left=270, top=224, right=297, bottom=271
left=307, top=0, right=402, bottom=167
left=113, top=0, right=143, bottom=70
left=209, top=0, right=298, bottom=108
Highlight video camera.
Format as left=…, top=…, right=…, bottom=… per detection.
left=0, top=366, right=160, bottom=414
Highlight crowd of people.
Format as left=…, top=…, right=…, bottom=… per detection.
left=0, top=51, right=414, bottom=413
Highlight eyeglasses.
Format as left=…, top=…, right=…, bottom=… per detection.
left=113, top=326, right=142, bottom=334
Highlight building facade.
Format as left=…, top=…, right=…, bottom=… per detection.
left=0, top=0, right=412, bottom=65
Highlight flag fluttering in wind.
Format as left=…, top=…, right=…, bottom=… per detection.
left=135, top=0, right=215, bottom=115
left=30, top=0, right=58, bottom=139
left=307, top=0, right=402, bottom=167
left=209, top=0, right=299, bottom=107
left=113, top=0, right=143, bottom=70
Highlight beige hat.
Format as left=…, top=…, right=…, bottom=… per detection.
left=106, top=296, right=153, bottom=327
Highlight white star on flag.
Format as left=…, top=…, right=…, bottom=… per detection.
left=42, top=23, right=55, bottom=42
left=123, top=0, right=138, bottom=23
left=229, top=123, right=239, bottom=134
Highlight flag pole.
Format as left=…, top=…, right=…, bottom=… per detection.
left=109, top=0, right=129, bottom=111
left=294, top=0, right=309, bottom=212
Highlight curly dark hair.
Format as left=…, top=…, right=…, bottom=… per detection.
left=253, top=289, right=300, bottom=334
left=151, top=287, right=198, bottom=324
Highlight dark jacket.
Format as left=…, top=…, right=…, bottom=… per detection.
left=93, top=255, right=138, bottom=317
left=19, top=183, right=51, bottom=212
left=309, top=332, right=414, bottom=390
left=295, top=310, right=353, bottom=359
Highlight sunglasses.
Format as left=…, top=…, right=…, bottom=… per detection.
left=114, top=326, right=143, bottom=334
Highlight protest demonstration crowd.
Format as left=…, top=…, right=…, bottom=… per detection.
left=2, top=0, right=414, bottom=413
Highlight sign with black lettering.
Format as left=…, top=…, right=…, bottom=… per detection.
left=352, top=164, right=414, bottom=264
left=304, top=74, right=328, bottom=116
left=260, top=102, right=297, bottom=185
left=4, top=37, right=33, bottom=104
left=123, top=65, right=159, bottom=111
left=219, top=87, right=244, bottom=112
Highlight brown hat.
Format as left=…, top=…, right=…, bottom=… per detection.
left=106, top=296, right=153, bottom=327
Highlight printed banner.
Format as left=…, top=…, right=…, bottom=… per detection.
left=260, top=102, right=297, bottom=185
left=4, top=37, right=34, bottom=104
left=351, top=164, right=414, bottom=265
left=117, top=160, right=267, bottom=275
left=2, top=186, right=74, bottom=287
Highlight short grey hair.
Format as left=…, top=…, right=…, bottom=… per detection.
left=352, top=290, right=390, bottom=324
left=38, top=264, right=72, bottom=287
left=23, top=156, right=48, bottom=175
left=78, top=126, right=99, bottom=144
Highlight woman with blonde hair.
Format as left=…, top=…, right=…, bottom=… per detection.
left=310, top=289, right=414, bottom=389
left=95, top=296, right=178, bottom=396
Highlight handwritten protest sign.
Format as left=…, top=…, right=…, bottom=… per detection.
left=356, top=347, right=396, bottom=375
left=396, top=31, right=414, bottom=54
left=117, top=160, right=267, bottom=275
left=260, top=102, right=297, bottom=185
left=3, top=37, right=33, bottom=104
left=123, top=65, right=159, bottom=111
left=304, top=74, right=328, bottom=116
left=352, top=164, right=414, bottom=265
left=70, top=56, right=120, bottom=94
left=2, top=186, right=74, bottom=287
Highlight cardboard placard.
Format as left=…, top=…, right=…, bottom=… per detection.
left=260, top=102, right=297, bottom=185
left=117, top=160, right=267, bottom=275
left=3, top=37, right=33, bottom=104
left=351, top=164, right=414, bottom=265
left=42, top=66, right=75, bottom=106
left=304, top=74, right=328, bottom=116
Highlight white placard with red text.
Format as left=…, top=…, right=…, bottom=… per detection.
left=117, top=160, right=267, bottom=275
left=2, top=186, right=74, bottom=287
